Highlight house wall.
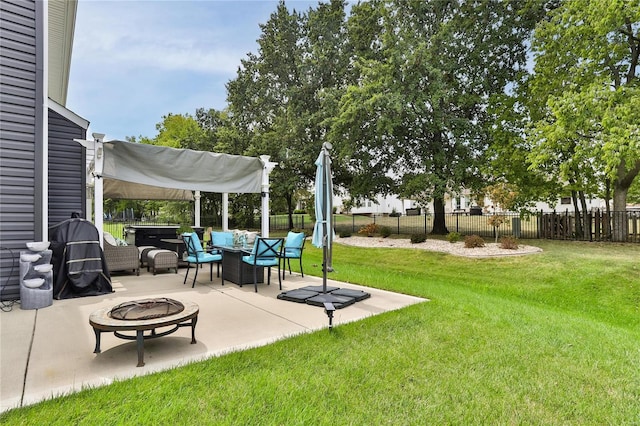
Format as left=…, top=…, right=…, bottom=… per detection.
left=48, top=108, right=86, bottom=227
left=0, top=0, right=45, bottom=301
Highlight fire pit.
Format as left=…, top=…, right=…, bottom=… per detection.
left=109, top=298, right=185, bottom=320
left=89, top=298, right=198, bottom=367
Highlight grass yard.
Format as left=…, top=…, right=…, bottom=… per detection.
left=1, top=239, right=638, bottom=424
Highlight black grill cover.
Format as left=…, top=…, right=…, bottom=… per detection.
left=49, top=218, right=113, bottom=299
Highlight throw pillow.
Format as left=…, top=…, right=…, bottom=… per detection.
left=103, top=232, right=117, bottom=246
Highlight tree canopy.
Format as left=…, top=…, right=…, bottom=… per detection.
left=330, top=0, right=545, bottom=233
left=528, top=0, right=640, bottom=240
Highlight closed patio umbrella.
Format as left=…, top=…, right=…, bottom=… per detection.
left=312, top=142, right=334, bottom=292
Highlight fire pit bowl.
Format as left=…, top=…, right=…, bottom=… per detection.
left=109, top=298, right=185, bottom=320
left=90, top=298, right=199, bottom=367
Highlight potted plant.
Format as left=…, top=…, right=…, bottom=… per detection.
left=177, top=224, right=194, bottom=238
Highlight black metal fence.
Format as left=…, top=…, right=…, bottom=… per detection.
left=277, top=210, right=640, bottom=243
left=104, top=210, right=640, bottom=243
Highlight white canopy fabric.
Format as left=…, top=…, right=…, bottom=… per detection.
left=100, top=140, right=264, bottom=198
left=103, top=180, right=194, bottom=200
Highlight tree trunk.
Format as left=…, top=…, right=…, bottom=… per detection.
left=571, top=190, right=583, bottom=238
left=612, top=159, right=640, bottom=242
left=612, top=183, right=628, bottom=242
left=286, top=192, right=294, bottom=230
left=431, top=196, right=448, bottom=235
left=605, top=179, right=612, bottom=237
left=579, top=190, right=589, bottom=240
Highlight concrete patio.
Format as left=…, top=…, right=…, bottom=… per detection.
left=0, top=267, right=425, bottom=413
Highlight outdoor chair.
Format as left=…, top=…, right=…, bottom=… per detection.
left=241, top=237, right=284, bottom=292
left=182, top=232, right=223, bottom=288
left=279, top=231, right=305, bottom=280
left=102, top=232, right=139, bottom=276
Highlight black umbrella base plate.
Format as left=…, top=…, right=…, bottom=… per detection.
left=277, top=287, right=370, bottom=309
left=298, top=285, right=340, bottom=293
left=306, top=294, right=355, bottom=309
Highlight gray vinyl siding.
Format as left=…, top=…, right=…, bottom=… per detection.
left=0, top=0, right=43, bottom=301
left=48, top=109, right=86, bottom=227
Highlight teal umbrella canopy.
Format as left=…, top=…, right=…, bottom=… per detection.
left=311, top=143, right=334, bottom=284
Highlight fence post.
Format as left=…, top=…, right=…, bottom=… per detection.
left=397, top=215, right=400, bottom=235
left=456, top=213, right=459, bottom=233
left=537, top=210, right=541, bottom=239
left=352, top=214, right=355, bottom=233
left=424, top=213, right=427, bottom=234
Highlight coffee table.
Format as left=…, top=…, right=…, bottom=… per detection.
left=213, top=245, right=263, bottom=286
left=89, top=300, right=199, bottom=367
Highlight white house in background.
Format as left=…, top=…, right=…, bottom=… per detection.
left=336, top=190, right=608, bottom=216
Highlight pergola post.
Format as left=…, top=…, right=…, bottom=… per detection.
left=194, top=190, right=201, bottom=228
left=260, top=155, right=277, bottom=237
left=222, top=193, right=229, bottom=231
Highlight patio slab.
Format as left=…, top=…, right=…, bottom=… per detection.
left=0, top=268, right=426, bottom=412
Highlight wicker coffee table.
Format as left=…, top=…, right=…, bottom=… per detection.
left=89, top=299, right=198, bottom=367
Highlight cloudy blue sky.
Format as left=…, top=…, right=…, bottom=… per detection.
left=66, top=0, right=327, bottom=141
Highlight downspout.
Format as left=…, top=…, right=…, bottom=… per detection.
left=37, top=0, right=48, bottom=240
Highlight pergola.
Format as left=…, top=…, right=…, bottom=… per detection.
left=76, top=133, right=277, bottom=245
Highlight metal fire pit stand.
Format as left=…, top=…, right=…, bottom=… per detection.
left=89, top=300, right=199, bottom=367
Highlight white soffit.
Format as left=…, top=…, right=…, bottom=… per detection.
left=48, top=0, right=77, bottom=106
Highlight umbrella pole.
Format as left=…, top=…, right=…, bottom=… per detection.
left=322, top=148, right=328, bottom=294
left=322, top=237, right=328, bottom=293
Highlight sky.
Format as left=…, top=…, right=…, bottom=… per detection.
left=66, top=0, right=325, bottom=141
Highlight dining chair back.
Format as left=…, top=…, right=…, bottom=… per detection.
left=280, top=231, right=306, bottom=280
left=241, top=237, right=284, bottom=292
left=183, top=232, right=223, bottom=288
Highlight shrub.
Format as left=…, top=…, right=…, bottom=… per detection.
left=380, top=226, right=392, bottom=238
left=177, top=224, right=194, bottom=235
left=358, top=223, right=380, bottom=236
left=339, top=230, right=352, bottom=238
left=499, top=236, right=519, bottom=250
left=464, top=234, right=485, bottom=248
left=446, top=232, right=461, bottom=243
left=410, top=233, right=427, bottom=243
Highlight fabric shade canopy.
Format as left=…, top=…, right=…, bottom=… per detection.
left=100, top=140, right=264, bottom=199
left=103, top=180, right=194, bottom=200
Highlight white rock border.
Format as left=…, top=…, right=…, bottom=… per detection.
left=335, top=236, right=543, bottom=258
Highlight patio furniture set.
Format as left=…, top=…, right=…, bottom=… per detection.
left=103, top=229, right=306, bottom=293
left=182, top=230, right=306, bottom=293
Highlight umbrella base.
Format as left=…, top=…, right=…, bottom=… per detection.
left=305, top=293, right=355, bottom=309
left=277, top=287, right=370, bottom=310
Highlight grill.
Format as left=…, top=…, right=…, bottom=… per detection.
left=109, top=298, right=185, bottom=321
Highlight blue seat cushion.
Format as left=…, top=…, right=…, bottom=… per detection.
left=282, top=247, right=301, bottom=258
left=242, top=255, right=279, bottom=267
left=187, top=253, right=221, bottom=263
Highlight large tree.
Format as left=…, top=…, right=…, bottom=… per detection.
left=529, top=0, right=640, bottom=241
left=331, top=0, right=544, bottom=234
left=226, top=0, right=351, bottom=229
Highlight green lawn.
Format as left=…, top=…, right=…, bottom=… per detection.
left=2, top=239, right=639, bottom=424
